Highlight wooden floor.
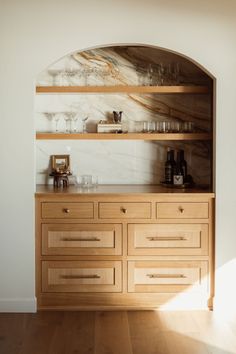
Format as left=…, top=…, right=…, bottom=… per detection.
left=1, top=311, right=236, bottom=354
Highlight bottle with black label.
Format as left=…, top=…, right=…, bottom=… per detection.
left=179, top=149, right=187, bottom=182
left=173, top=150, right=184, bottom=185
left=165, top=148, right=175, bottom=184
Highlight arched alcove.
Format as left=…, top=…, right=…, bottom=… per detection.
left=35, top=44, right=213, bottom=188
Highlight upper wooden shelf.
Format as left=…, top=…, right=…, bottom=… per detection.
left=36, top=85, right=209, bottom=94
left=36, top=132, right=212, bottom=141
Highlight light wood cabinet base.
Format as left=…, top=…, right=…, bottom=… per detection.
left=36, top=186, right=215, bottom=311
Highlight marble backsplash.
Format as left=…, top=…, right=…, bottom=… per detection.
left=36, top=140, right=211, bottom=185
left=35, top=46, right=212, bottom=186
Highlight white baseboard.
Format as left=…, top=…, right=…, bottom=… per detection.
left=0, top=297, right=37, bottom=312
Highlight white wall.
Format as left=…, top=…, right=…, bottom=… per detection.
left=1, top=0, right=236, bottom=313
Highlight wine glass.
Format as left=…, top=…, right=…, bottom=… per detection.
left=53, top=113, right=61, bottom=133
left=101, top=65, right=111, bottom=85
left=158, top=63, right=165, bottom=86
left=63, top=112, right=72, bottom=133
left=70, top=112, right=79, bottom=133
left=47, top=70, right=60, bottom=86
left=82, top=116, right=89, bottom=133
left=43, top=112, right=59, bottom=132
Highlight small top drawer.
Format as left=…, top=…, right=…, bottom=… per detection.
left=42, top=202, right=94, bottom=219
left=99, top=202, right=151, bottom=219
left=157, top=202, right=209, bottom=219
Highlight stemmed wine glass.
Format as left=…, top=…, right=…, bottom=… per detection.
left=63, top=111, right=78, bottom=133
left=63, top=112, right=71, bottom=133
left=47, top=70, right=60, bottom=86
left=70, top=112, right=79, bottom=133
left=43, top=112, right=60, bottom=132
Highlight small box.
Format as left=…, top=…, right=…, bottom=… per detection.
left=97, top=123, right=122, bottom=133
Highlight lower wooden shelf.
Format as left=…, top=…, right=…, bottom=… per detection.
left=36, top=132, right=212, bottom=140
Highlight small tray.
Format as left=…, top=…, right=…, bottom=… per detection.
left=160, top=182, right=194, bottom=189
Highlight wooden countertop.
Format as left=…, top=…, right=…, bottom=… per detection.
left=35, top=184, right=215, bottom=197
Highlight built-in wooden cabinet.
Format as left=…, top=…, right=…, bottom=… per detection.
left=35, top=185, right=214, bottom=310
left=35, top=46, right=215, bottom=310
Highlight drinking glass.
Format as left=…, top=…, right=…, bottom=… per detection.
left=110, top=66, right=119, bottom=85
left=101, top=66, right=111, bottom=85
left=53, top=113, right=61, bottom=133
left=71, top=113, right=79, bottom=133
left=158, top=63, right=165, bottom=86
left=47, top=69, right=60, bottom=86
left=82, top=66, right=92, bottom=85
left=44, top=112, right=61, bottom=132
left=63, top=112, right=72, bottom=133
left=159, top=121, right=171, bottom=133
left=142, top=121, right=149, bottom=133
left=182, top=121, right=194, bottom=133
left=170, top=121, right=181, bottom=133
left=82, top=116, right=89, bottom=133
left=147, top=63, right=154, bottom=86
left=148, top=121, right=155, bottom=133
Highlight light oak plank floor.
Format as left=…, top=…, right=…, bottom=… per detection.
left=1, top=311, right=236, bottom=354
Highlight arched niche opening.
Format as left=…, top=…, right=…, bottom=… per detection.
left=35, top=44, right=214, bottom=189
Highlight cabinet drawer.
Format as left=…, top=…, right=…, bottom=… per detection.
left=128, top=261, right=208, bottom=293
left=42, top=224, right=122, bottom=256
left=128, top=224, right=208, bottom=256
left=42, top=202, right=94, bottom=219
left=157, top=202, right=209, bottom=219
left=99, top=202, right=151, bottom=219
left=42, top=261, right=122, bottom=293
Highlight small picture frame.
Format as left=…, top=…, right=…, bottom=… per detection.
left=51, top=155, right=70, bottom=173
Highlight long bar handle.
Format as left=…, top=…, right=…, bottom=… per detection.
left=62, top=237, right=101, bottom=242
left=147, top=273, right=186, bottom=279
left=146, top=236, right=186, bottom=241
left=61, top=274, right=101, bottom=279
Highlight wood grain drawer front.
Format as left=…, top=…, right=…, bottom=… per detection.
left=42, top=261, right=122, bottom=293
left=42, top=202, right=94, bottom=219
left=42, top=224, right=122, bottom=256
left=128, top=261, right=208, bottom=293
left=99, top=202, right=151, bottom=219
left=157, top=202, right=209, bottom=219
left=128, top=224, right=208, bottom=256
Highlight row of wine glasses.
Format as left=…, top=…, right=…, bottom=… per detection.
left=43, top=112, right=88, bottom=133
left=135, top=120, right=194, bottom=133
left=48, top=65, right=120, bottom=86
left=136, top=62, right=181, bottom=86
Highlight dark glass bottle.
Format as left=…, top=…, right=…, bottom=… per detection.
left=173, top=150, right=184, bottom=185
left=179, top=149, right=187, bottom=182
left=165, top=148, right=175, bottom=184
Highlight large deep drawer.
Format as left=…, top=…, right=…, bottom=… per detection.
left=42, top=223, right=122, bottom=256
left=128, top=223, right=208, bottom=256
left=128, top=260, right=208, bottom=293
left=42, top=260, right=122, bottom=293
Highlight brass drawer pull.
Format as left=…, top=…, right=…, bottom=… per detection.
left=146, top=236, right=186, bottom=241
left=62, top=237, right=101, bottom=242
left=178, top=206, right=184, bottom=213
left=121, top=208, right=127, bottom=214
left=61, top=274, right=101, bottom=279
left=63, top=208, right=70, bottom=213
left=147, top=273, right=186, bottom=279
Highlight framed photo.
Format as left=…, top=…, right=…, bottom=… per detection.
left=51, top=155, right=70, bottom=172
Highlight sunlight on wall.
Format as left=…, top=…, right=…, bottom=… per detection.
left=214, top=258, right=236, bottom=321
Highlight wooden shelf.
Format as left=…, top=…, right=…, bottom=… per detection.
left=36, top=85, right=209, bottom=94
left=36, top=132, right=212, bottom=141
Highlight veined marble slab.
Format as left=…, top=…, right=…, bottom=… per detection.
left=35, top=46, right=212, bottom=186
